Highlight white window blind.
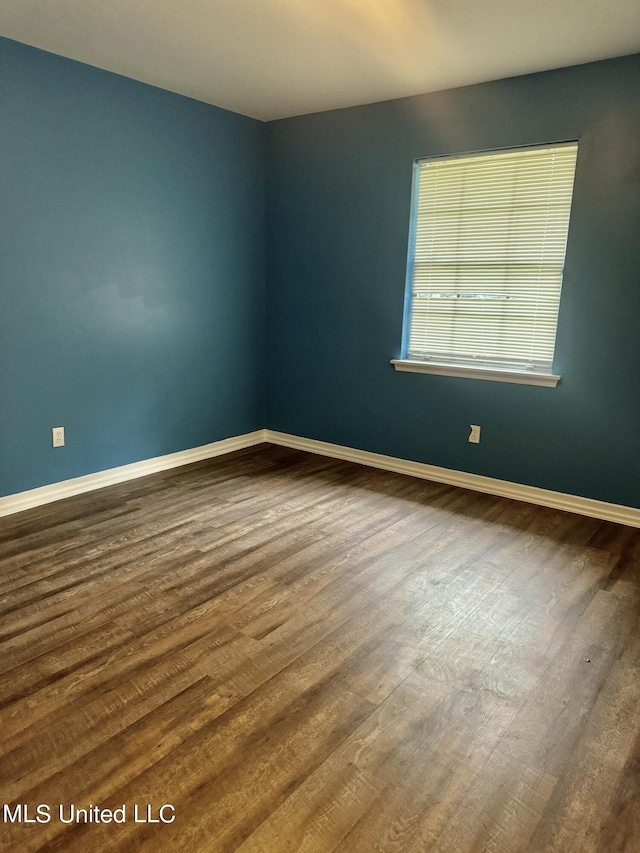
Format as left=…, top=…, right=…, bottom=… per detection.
left=406, top=142, right=578, bottom=374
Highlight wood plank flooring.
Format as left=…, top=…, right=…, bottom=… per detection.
left=0, top=443, right=639, bottom=852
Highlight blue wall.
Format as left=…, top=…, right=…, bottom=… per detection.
left=0, top=38, right=266, bottom=498
left=266, top=55, right=640, bottom=508
left=2, top=38, right=639, bottom=509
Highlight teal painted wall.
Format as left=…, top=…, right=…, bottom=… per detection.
left=266, top=55, right=640, bottom=508
left=2, top=37, right=639, bottom=509
left=0, top=38, right=266, bottom=498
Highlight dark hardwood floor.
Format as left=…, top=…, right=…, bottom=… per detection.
left=0, top=443, right=639, bottom=852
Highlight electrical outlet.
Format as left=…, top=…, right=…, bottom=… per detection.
left=469, top=424, right=481, bottom=444
left=52, top=427, right=65, bottom=448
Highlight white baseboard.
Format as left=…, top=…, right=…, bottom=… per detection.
left=0, top=430, right=268, bottom=519
left=264, top=430, right=640, bottom=528
left=2, top=427, right=638, bottom=528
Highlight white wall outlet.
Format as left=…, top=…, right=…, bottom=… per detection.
left=469, top=424, right=481, bottom=444
left=52, top=427, right=65, bottom=448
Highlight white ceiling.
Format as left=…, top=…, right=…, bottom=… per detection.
left=1, top=0, right=639, bottom=121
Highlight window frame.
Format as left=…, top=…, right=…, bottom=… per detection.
left=392, top=141, right=578, bottom=387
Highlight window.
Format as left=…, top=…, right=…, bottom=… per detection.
left=392, top=142, right=578, bottom=386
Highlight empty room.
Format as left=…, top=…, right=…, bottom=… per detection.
left=1, top=1, right=640, bottom=850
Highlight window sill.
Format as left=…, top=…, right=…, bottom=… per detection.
left=390, top=359, right=561, bottom=387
